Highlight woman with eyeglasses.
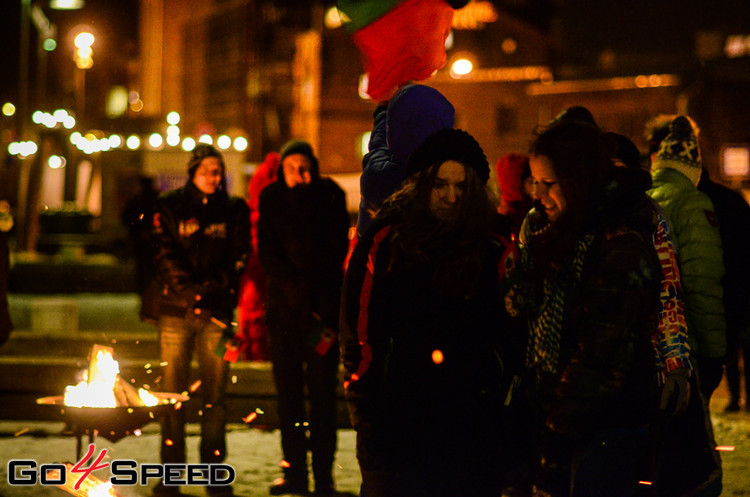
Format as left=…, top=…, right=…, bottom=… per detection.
left=506, top=120, right=666, bottom=496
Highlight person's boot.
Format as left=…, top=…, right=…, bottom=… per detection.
left=313, top=479, right=334, bottom=496
left=312, top=469, right=334, bottom=496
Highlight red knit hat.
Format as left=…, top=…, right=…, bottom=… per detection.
left=495, top=153, right=530, bottom=204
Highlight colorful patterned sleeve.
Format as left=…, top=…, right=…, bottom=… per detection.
left=651, top=210, right=693, bottom=385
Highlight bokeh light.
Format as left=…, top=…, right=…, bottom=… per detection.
left=233, top=136, right=248, bottom=152
left=217, top=135, right=232, bottom=150
left=126, top=135, right=141, bottom=150
left=166, top=112, right=180, bottom=125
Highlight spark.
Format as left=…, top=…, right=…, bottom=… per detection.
left=189, top=380, right=202, bottom=392
left=165, top=439, right=174, bottom=446
left=160, top=361, right=168, bottom=367
left=243, top=412, right=258, bottom=424
left=214, top=450, right=221, bottom=456
left=231, top=376, right=238, bottom=384
left=280, top=460, right=291, bottom=468
left=638, top=481, right=653, bottom=486
left=144, top=363, right=152, bottom=369
left=134, top=429, right=142, bottom=436
left=255, top=408, right=264, bottom=414
left=432, top=349, right=444, bottom=364
left=716, top=446, right=735, bottom=452
left=14, top=428, right=29, bottom=437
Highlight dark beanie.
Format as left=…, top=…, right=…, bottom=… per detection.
left=407, top=128, right=489, bottom=183
left=188, top=144, right=225, bottom=178
left=279, top=139, right=319, bottom=175
left=604, top=132, right=642, bottom=170
left=550, top=105, right=598, bottom=128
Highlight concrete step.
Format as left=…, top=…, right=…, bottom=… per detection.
left=8, top=293, right=155, bottom=333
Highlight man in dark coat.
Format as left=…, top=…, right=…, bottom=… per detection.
left=257, top=140, right=350, bottom=496
left=698, top=168, right=750, bottom=411
left=151, top=144, right=250, bottom=497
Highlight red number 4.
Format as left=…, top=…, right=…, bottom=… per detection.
left=70, top=444, right=109, bottom=490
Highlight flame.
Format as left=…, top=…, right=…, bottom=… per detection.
left=53, top=463, right=119, bottom=497
left=138, top=388, right=160, bottom=407
left=64, top=350, right=119, bottom=407
left=87, top=481, right=115, bottom=497
left=62, top=348, right=162, bottom=408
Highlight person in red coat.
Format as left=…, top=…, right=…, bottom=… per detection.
left=235, top=152, right=280, bottom=361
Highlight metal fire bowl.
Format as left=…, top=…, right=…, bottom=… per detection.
left=37, top=392, right=189, bottom=443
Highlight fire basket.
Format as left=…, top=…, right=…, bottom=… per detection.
left=36, top=344, right=190, bottom=460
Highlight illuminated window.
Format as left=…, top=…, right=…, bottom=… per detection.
left=722, top=145, right=750, bottom=177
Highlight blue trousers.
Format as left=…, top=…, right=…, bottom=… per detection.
left=158, top=314, right=229, bottom=465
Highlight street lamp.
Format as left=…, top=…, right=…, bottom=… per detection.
left=73, top=31, right=94, bottom=117
left=74, top=32, right=94, bottom=69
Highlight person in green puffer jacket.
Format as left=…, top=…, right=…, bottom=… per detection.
left=646, top=115, right=726, bottom=401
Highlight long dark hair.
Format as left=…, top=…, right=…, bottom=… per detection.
left=377, top=162, right=497, bottom=298
left=526, top=121, right=613, bottom=275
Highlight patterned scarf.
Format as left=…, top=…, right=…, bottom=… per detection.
left=522, top=232, right=595, bottom=377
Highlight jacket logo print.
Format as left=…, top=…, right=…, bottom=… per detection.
left=204, top=223, right=227, bottom=238
left=179, top=218, right=200, bottom=237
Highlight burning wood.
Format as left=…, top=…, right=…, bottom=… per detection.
left=63, top=345, right=161, bottom=408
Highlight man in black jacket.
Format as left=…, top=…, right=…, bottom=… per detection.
left=257, top=140, right=350, bottom=496
left=151, top=144, right=250, bottom=497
